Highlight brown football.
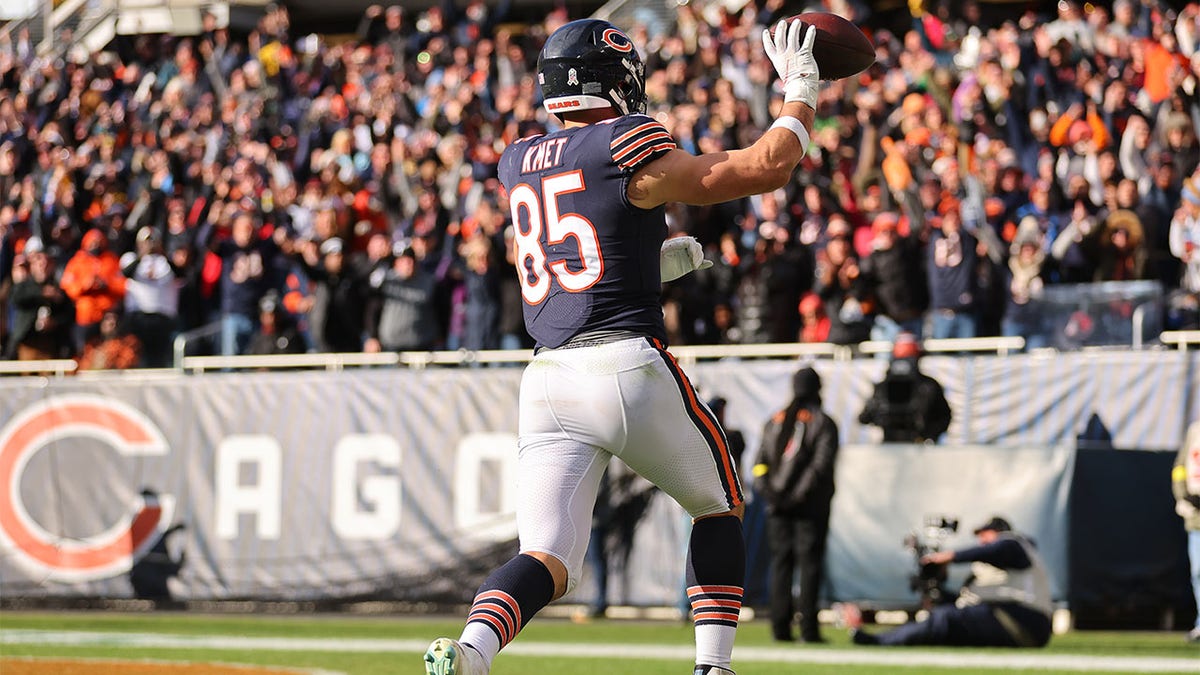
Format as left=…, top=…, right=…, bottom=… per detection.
left=793, top=12, right=875, bottom=81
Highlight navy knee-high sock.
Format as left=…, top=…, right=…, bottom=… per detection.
left=686, top=515, right=745, bottom=669
left=459, top=553, right=556, bottom=666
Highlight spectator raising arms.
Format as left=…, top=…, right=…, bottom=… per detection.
left=205, top=212, right=284, bottom=356
left=120, top=227, right=181, bottom=368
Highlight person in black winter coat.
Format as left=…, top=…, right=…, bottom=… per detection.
left=858, top=333, right=952, bottom=443
left=244, top=291, right=306, bottom=356
left=6, top=244, right=75, bottom=360
left=859, top=214, right=929, bottom=341
left=753, top=366, right=839, bottom=643
left=364, top=247, right=440, bottom=352
left=300, top=237, right=370, bottom=353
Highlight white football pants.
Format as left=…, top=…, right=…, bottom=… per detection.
left=516, top=337, right=742, bottom=592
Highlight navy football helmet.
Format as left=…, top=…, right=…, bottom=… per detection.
left=538, top=19, right=647, bottom=116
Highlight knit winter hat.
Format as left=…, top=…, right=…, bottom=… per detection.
left=791, top=367, right=822, bottom=401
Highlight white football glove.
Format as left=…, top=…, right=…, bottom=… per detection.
left=762, top=18, right=820, bottom=110
left=1177, top=498, right=1198, bottom=519
left=660, top=236, right=713, bottom=283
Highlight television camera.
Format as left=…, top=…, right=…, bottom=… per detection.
left=903, top=514, right=959, bottom=608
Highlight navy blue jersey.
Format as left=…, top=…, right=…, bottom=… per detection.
left=216, top=238, right=278, bottom=317
left=498, top=115, right=676, bottom=349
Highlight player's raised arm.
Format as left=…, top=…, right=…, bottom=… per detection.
left=628, top=19, right=818, bottom=209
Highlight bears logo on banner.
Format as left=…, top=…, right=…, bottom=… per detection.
left=0, top=396, right=174, bottom=582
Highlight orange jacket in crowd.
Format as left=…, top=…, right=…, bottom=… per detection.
left=1143, top=39, right=1188, bottom=104
left=1049, top=107, right=1110, bottom=151
left=77, top=334, right=141, bottom=370
left=60, top=232, right=127, bottom=325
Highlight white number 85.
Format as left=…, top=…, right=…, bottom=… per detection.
left=508, top=170, right=605, bottom=305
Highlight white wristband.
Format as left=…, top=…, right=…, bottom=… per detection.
left=770, top=116, right=810, bottom=157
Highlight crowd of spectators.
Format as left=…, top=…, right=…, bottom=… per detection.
left=2, top=0, right=1199, bottom=368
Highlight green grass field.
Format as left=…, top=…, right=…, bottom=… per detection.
left=2, top=611, right=1197, bottom=674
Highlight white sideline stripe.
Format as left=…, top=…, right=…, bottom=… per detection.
left=0, top=655, right=344, bottom=675
left=1, top=630, right=1196, bottom=673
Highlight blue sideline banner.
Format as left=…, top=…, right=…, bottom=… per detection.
left=0, top=369, right=525, bottom=600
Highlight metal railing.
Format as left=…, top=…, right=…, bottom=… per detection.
left=3, top=0, right=219, bottom=62
left=0, top=15, right=37, bottom=49
left=8, top=333, right=1198, bottom=378
left=669, top=342, right=845, bottom=366
left=0, top=359, right=78, bottom=378
left=181, top=351, right=402, bottom=373
left=1132, top=302, right=1151, bottom=351
left=167, top=336, right=1029, bottom=373
left=594, top=0, right=676, bottom=37
left=0, top=0, right=110, bottom=59
left=172, top=320, right=223, bottom=369
left=857, top=336, right=1026, bottom=357
left=1161, top=330, right=1200, bottom=351
left=38, top=0, right=93, bottom=55
left=61, top=0, right=117, bottom=58
left=178, top=348, right=536, bottom=372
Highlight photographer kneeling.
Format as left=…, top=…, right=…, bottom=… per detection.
left=840, top=516, right=1053, bottom=648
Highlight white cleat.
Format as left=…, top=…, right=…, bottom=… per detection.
left=424, top=637, right=487, bottom=675
left=693, top=666, right=735, bottom=675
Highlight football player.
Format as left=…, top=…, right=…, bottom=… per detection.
left=425, top=17, right=819, bottom=675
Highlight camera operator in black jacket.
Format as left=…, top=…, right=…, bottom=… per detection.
left=839, top=516, right=1053, bottom=648
left=753, top=366, right=839, bottom=643
left=858, top=332, right=951, bottom=443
